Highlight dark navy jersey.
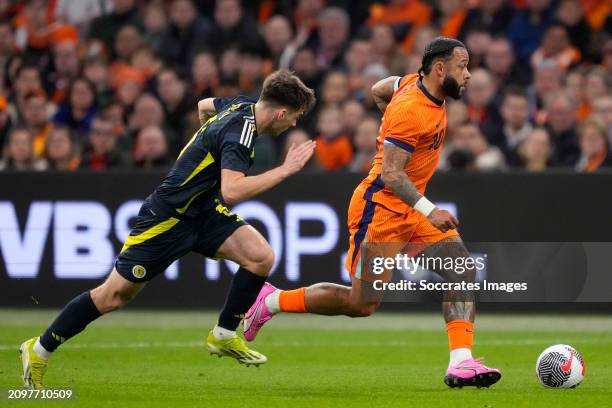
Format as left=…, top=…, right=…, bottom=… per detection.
left=152, top=95, right=257, bottom=218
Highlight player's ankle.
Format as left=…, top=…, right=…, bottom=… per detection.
left=212, top=325, right=236, bottom=340
left=449, top=348, right=472, bottom=366
left=264, top=289, right=281, bottom=314
left=33, top=337, right=52, bottom=360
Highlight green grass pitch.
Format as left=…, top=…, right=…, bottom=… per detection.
left=0, top=310, right=611, bottom=407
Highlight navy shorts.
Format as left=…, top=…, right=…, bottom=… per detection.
left=115, top=196, right=247, bottom=282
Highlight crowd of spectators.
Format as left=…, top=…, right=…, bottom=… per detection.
left=0, top=0, right=610, bottom=174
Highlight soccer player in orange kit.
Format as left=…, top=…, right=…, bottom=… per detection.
left=244, top=37, right=501, bottom=388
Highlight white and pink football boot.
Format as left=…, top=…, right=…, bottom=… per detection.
left=444, top=357, right=502, bottom=388
left=243, top=282, right=278, bottom=342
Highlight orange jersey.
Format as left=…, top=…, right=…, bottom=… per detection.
left=358, top=73, right=447, bottom=214
left=315, top=134, right=353, bottom=171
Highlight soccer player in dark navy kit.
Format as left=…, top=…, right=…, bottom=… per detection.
left=20, top=71, right=317, bottom=388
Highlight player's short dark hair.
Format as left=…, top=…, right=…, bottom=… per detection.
left=419, top=37, right=466, bottom=78
left=259, top=70, right=316, bottom=113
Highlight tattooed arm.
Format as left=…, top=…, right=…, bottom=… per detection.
left=381, top=143, right=459, bottom=232
left=371, top=76, right=400, bottom=114
left=380, top=143, right=422, bottom=206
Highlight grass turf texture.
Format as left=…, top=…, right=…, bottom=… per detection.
left=0, top=310, right=611, bottom=407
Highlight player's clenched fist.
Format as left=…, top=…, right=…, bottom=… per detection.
left=281, top=140, right=316, bottom=176
left=427, top=208, right=459, bottom=232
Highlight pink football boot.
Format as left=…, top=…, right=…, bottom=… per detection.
left=243, top=282, right=278, bottom=342
left=444, top=357, right=502, bottom=388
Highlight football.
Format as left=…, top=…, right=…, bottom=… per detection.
left=536, top=344, right=586, bottom=388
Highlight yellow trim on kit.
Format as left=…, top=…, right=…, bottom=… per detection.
left=178, top=112, right=219, bottom=158
left=121, top=217, right=180, bottom=253
left=178, top=125, right=203, bottom=158
left=215, top=202, right=232, bottom=217
left=249, top=105, right=256, bottom=130
left=176, top=190, right=205, bottom=214
left=215, top=201, right=243, bottom=221
left=179, top=152, right=215, bottom=187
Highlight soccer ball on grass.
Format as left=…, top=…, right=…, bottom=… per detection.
left=536, top=344, right=585, bottom=388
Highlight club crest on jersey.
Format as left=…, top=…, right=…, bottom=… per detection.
left=132, top=265, right=147, bottom=279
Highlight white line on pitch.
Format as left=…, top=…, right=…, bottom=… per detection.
left=0, top=337, right=610, bottom=351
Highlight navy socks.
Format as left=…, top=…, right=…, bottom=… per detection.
left=39, top=291, right=102, bottom=352
left=218, top=268, right=266, bottom=331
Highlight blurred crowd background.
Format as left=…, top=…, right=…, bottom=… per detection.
left=0, top=0, right=610, bottom=174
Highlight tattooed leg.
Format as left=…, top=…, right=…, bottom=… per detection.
left=421, top=236, right=476, bottom=323
left=301, top=276, right=381, bottom=317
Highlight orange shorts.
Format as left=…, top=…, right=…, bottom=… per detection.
left=345, top=185, right=458, bottom=279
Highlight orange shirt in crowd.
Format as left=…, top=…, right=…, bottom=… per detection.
left=584, top=150, right=607, bottom=172
left=439, top=10, right=467, bottom=39
left=315, top=134, right=353, bottom=171
left=258, top=0, right=275, bottom=23
left=110, top=64, right=146, bottom=91
left=33, top=123, right=53, bottom=158
left=13, top=13, right=78, bottom=51
left=368, top=0, right=432, bottom=54
left=531, top=47, right=581, bottom=72
left=576, top=103, right=591, bottom=121
left=581, top=0, right=611, bottom=30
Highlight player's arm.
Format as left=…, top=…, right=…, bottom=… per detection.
left=371, top=76, right=401, bottom=113
left=381, top=143, right=458, bottom=232
left=197, top=98, right=217, bottom=125
left=198, top=96, right=237, bottom=125
left=220, top=140, right=316, bottom=206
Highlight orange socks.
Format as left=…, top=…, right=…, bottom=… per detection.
left=446, top=320, right=474, bottom=351
left=278, top=288, right=306, bottom=313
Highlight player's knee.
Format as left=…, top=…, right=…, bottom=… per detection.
left=442, top=260, right=476, bottom=283
left=347, top=301, right=379, bottom=318
left=464, top=267, right=476, bottom=283
left=91, top=285, right=137, bottom=314
left=107, top=290, right=137, bottom=312
left=244, top=245, right=275, bottom=276
left=452, top=266, right=476, bottom=283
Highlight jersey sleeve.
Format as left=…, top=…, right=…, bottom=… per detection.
left=214, top=95, right=256, bottom=113
left=383, top=104, right=425, bottom=153
left=213, top=97, right=233, bottom=112
left=393, top=73, right=419, bottom=95
left=392, top=76, right=402, bottom=92
left=220, top=118, right=255, bottom=174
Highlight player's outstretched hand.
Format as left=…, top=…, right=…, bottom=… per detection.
left=281, top=140, right=316, bottom=176
left=427, top=208, right=459, bottom=233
